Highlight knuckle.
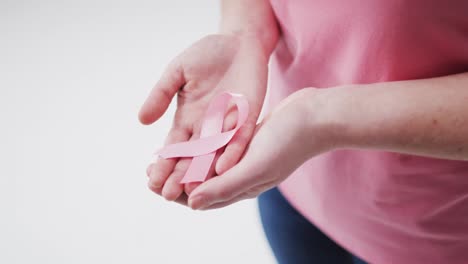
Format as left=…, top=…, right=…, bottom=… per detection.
left=228, top=135, right=251, bottom=151
left=179, top=80, right=198, bottom=95
left=226, top=141, right=244, bottom=154
left=165, top=174, right=179, bottom=186
left=167, top=59, right=182, bottom=80
left=243, top=189, right=259, bottom=200
left=164, top=192, right=178, bottom=201
left=162, top=185, right=180, bottom=201
left=164, top=129, right=188, bottom=144
left=233, top=130, right=252, bottom=145
left=244, top=184, right=270, bottom=200
left=213, top=188, right=233, bottom=201
left=174, top=158, right=191, bottom=171
left=159, top=86, right=173, bottom=104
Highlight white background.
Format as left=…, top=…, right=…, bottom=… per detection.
left=1, top=1, right=275, bottom=263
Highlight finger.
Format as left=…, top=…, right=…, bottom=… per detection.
left=215, top=117, right=256, bottom=175
left=161, top=131, right=203, bottom=201
left=148, top=127, right=190, bottom=193
left=146, top=164, right=153, bottom=177
left=161, top=157, right=192, bottom=201
left=148, top=158, right=175, bottom=192
left=183, top=147, right=223, bottom=196
left=184, top=182, right=201, bottom=196
left=222, top=102, right=239, bottom=131
left=149, top=186, right=162, bottom=195
left=199, top=183, right=274, bottom=210
left=173, top=192, right=188, bottom=206
left=199, top=194, right=248, bottom=210
left=148, top=185, right=189, bottom=207
left=182, top=131, right=202, bottom=196
left=139, top=60, right=185, bottom=125
left=188, top=162, right=266, bottom=210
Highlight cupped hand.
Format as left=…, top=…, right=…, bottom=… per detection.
left=139, top=34, right=269, bottom=204
left=187, top=89, right=340, bottom=210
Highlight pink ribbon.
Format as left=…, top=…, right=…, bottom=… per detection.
left=153, top=92, right=249, bottom=183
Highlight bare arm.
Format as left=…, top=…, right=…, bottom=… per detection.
left=186, top=72, right=468, bottom=210
left=220, top=0, right=279, bottom=57
left=317, top=72, right=468, bottom=160
left=143, top=0, right=279, bottom=203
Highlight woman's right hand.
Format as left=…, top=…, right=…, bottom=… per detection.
left=139, top=33, right=272, bottom=204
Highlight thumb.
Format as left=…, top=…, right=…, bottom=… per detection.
left=138, top=60, right=185, bottom=125
left=187, top=159, right=263, bottom=209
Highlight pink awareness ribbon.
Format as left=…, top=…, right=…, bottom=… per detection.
left=153, top=92, right=249, bottom=184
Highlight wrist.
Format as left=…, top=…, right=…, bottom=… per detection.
left=304, top=85, right=377, bottom=152
left=292, top=88, right=353, bottom=155
left=220, top=30, right=278, bottom=58
left=219, top=1, right=279, bottom=57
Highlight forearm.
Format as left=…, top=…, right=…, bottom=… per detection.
left=318, top=72, right=468, bottom=160
left=220, top=0, right=279, bottom=56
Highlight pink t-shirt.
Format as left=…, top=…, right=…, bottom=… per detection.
left=266, top=0, right=468, bottom=263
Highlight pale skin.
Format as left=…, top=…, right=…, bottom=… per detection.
left=140, top=0, right=468, bottom=210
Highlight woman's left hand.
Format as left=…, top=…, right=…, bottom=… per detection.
left=187, top=88, right=340, bottom=210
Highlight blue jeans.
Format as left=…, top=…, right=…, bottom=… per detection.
left=258, top=187, right=367, bottom=264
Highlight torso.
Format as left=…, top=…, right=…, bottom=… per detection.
left=267, top=1, right=468, bottom=263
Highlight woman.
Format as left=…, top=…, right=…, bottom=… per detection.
left=140, top=0, right=468, bottom=263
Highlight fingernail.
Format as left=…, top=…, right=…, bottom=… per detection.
left=189, top=195, right=208, bottom=210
